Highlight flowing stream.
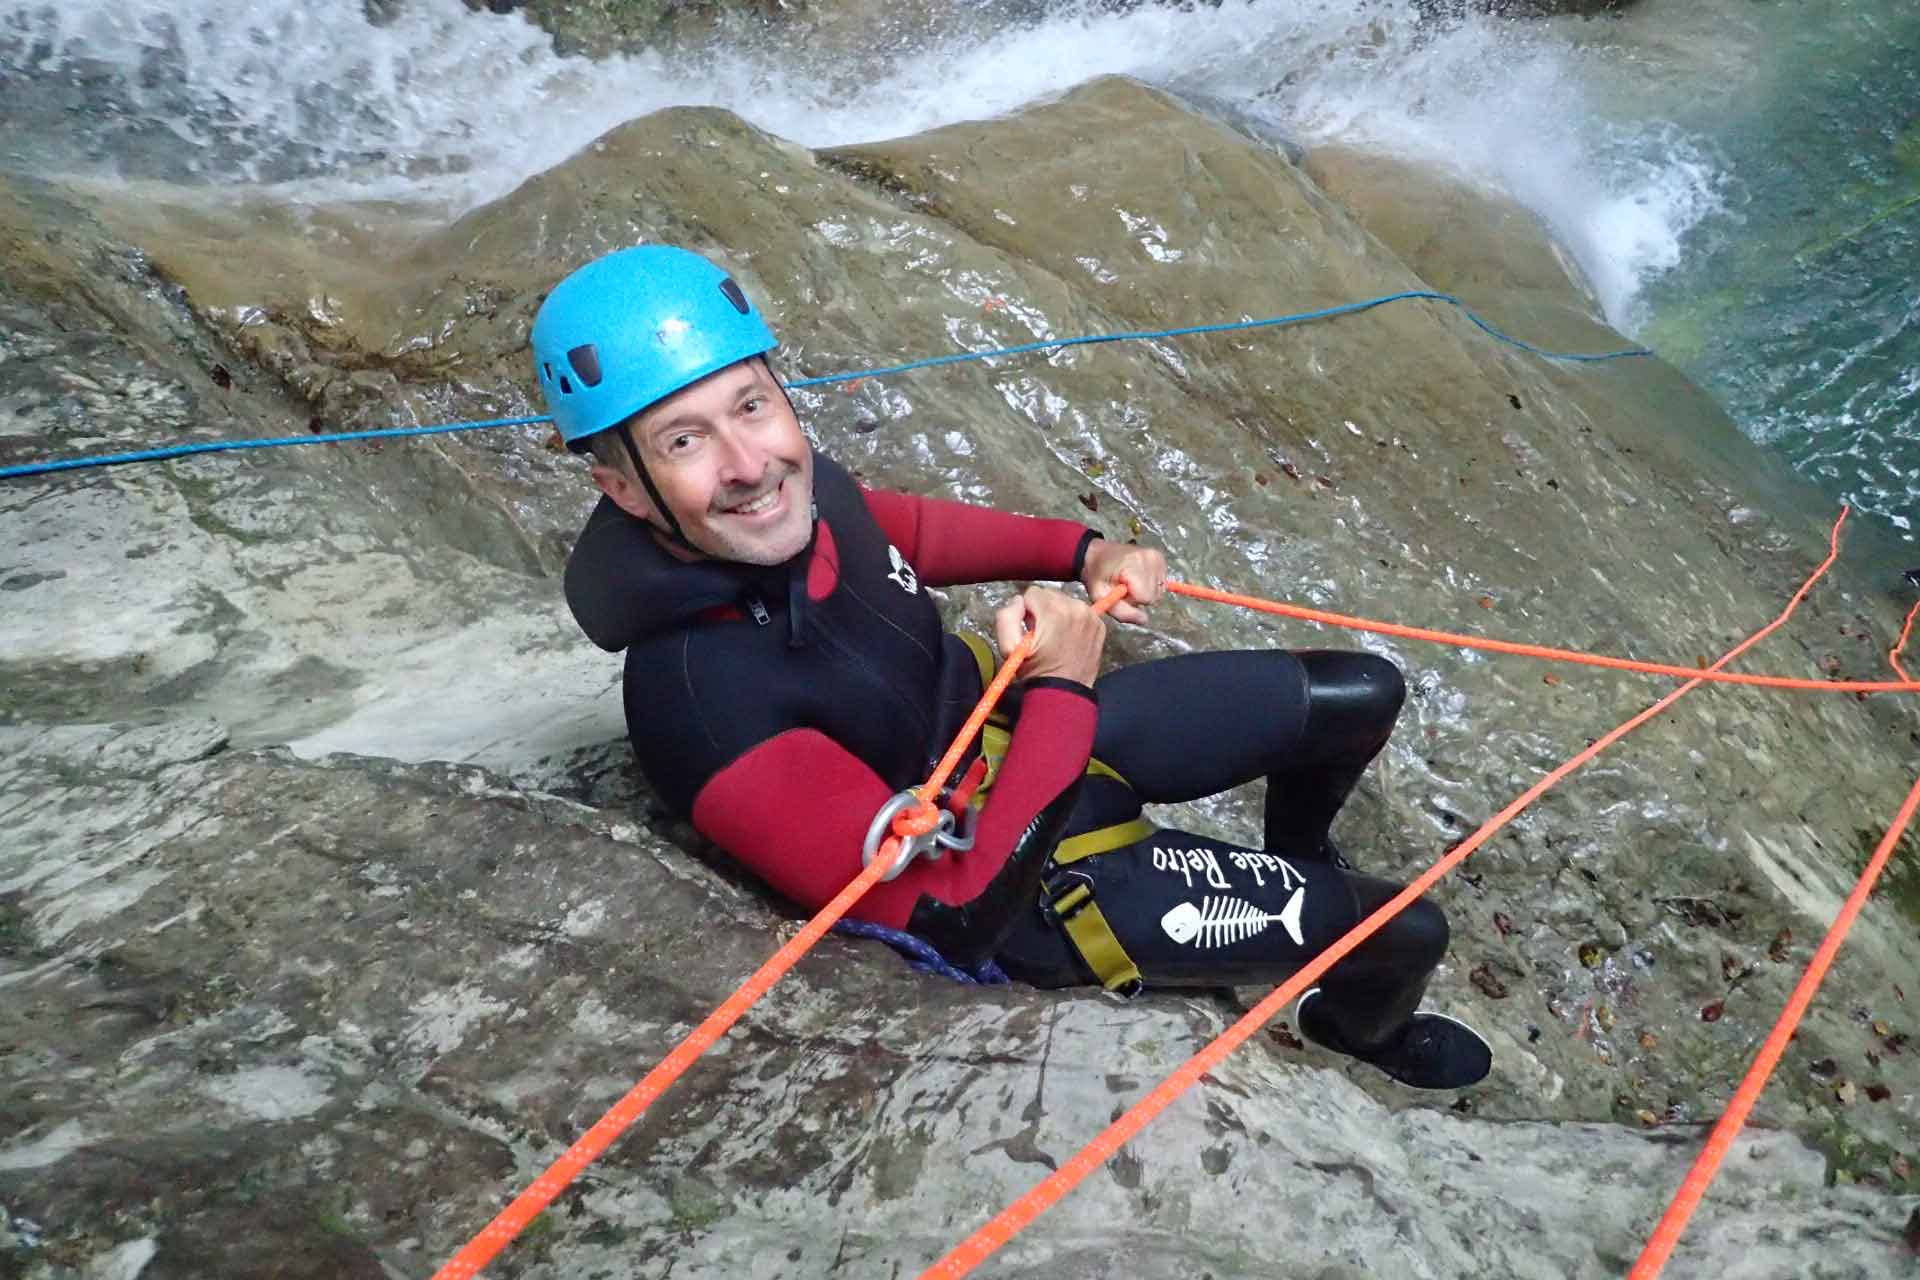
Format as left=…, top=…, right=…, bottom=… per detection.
left=1, top=0, right=1912, bottom=540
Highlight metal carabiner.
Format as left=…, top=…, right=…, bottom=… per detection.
left=861, top=790, right=957, bottom=881
left=933, top=799, right=979, bottom=854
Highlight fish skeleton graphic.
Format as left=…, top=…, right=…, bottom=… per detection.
left=1159, top=889, right=1306, bottom=948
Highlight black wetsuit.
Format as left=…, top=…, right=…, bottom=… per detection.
left=565, top=450, right=1444, bottom=1052
left=1001, top=649, right=1447, bottom=1052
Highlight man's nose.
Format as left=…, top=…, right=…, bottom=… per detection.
left=712, top=425, right=765, bottom=486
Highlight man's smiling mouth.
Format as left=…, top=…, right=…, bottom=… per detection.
left=722, top=479, right=783, bottom=516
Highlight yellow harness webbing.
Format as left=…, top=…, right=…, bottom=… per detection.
left=958, top=633, right=1148, bottom=993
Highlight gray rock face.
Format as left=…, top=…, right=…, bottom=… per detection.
left=3, top=71, right=1917, bottom=1279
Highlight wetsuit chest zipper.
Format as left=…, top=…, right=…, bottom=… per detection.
left=811, top=614, right=934, bottom=747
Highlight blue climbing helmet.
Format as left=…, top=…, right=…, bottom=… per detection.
left=531, top=245, right=777, bottom=451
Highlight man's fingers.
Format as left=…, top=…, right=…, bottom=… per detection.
left=993, top=596, right=1029, bottom=654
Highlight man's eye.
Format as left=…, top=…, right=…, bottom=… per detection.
left=669, top=433, right=695, bottom=452
left=742, top=396, right=765, bottom=414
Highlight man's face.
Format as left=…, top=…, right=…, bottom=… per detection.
left=594, top=358, right=815, bottom=566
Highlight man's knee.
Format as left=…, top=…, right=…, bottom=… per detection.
left=1298, top=650, right=1406, bottom=747
left=1394, top=896, right=1450, bottom=971
left=1349, top=874, right=1450, bottom=971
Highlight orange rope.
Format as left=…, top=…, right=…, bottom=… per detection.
left=1892, top=599, right=1920, bottom=681
left=893, top=586, right=1125, bottom=838
left=1629, top=772, right=1920, bottom=1278
left=921, top=512, right=1849, bottom=1280
left=1165, top=553, right=1920, bottom=695
left=1629, top=563, right=1920, bottom=1277
left=431, top=845, right=909, bottom=1280
left=431, top=585, right=1126, bottom=1279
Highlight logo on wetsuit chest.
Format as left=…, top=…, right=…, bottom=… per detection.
left=887, top=544, right=918, bottom=595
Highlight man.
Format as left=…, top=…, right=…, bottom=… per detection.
left=539, top=245, right=1491, bottom=1090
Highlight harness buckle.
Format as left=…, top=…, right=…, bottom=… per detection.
left=861, top=790, right=958, bottom=881
left=1042, top=869, right=1145, bottom=999
left=1041, top=869, right=1098, bottom=924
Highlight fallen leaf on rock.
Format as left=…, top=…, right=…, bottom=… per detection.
left=1543, top=674, right=1561, bottom=686
left=1280, top=461, right=1301, bottom=481
left=210, top=363, right=232, bottom=389
left=1126, top=514, right=1143, bottom=538
left=1595, top=1004, right=1615, bottom=1032
left=1836, top=1080, right=1858, bottom=1105
left=1254, top=471, right=1270, bottom=486
left=1639, top=1032, right=1659, bottom=1051
left=1769, top=928, right=1792, bottom=962
left=1077, top=492, right=1100, bottom=513
left=1635, top=1109, right=1659, bottom=1127
left=1478, top=595, right=1496, bottom=610
left=1868, top=1084, right=1893, bottom=1102
left=1874, top=1019, right=1893, bottom=1038
left=1701, top=1000, right=1726, bottom=1023
left=1578, top=943, right=1604, bottom=969
left=1493, top=911, right=1514, bottom=938
left=1268, top=1023, right=1303, bottom=1051
left=1315, top=475, right=1336, bottom=490
left=1470, top=964, right=1510, bottom=1000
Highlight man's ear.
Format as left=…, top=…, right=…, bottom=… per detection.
left=590, top=460, right=654, bottom=521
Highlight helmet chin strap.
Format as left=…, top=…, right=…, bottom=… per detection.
left=772, top=379, right=821, bottom=527
left=616, top=422, right=697, bottom=552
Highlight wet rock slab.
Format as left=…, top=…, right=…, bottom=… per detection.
left=1, top=723, right=1910, bottom=1279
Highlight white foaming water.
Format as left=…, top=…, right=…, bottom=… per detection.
left=1, top=0, right=1722, bottom=328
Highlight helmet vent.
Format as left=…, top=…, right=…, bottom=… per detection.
left=566, top=344, right=604, bottom=388
left=558, top=375, right=573, bottom=394
left=541, top=362, right=554, bottom=384
left=718, top=278, right=751, bottom=315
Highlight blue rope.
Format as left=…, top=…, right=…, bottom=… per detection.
left=0, top=290, right=1649, bottom=482
left=832, top=918, right=1009, bottom=985
left=0, top=415, right=555, bottom=480
left=781, top=289, right=1650, bottom=391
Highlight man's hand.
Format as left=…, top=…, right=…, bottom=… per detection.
left=995, top=586, right=1107, bottom=686
left=1080, top=537, right=1167, bottom=626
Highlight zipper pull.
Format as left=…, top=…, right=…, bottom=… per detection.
left=746, top=595, right=771, bottom=626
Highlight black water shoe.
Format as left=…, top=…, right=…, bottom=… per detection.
left=1295, top=988, right=1493, bottom=1090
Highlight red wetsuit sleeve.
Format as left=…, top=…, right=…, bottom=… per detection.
left=690, top=685, right=1097, bottom=929
left=862, top=488, right=1096, bottom=587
